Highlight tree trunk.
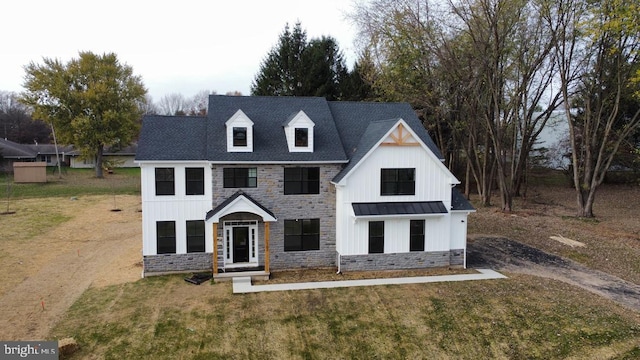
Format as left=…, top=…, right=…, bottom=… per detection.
left=464, top=155, right=471, bottom=198
left=95, top=146, right=104, bottom=178
left=577, top=186, right=597, bottom=217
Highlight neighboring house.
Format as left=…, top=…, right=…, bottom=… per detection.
left=31, top=143, right=73, bottom=166
left=0, top=138, right=138, bottom=170
left=0, top=138, right=36, bottom=170
left=67, top=143, right=138, bottom=169
left=136, top=96, right=474, bottom=278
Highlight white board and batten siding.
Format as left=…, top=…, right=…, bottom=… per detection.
left=336, top=144, right=458, bottom=256
left=139, top=162, right=213, bottom=256
left=449, top=212, right=469, bottom=250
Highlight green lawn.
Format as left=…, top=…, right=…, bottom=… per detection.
left=1, top=167, right=140, bottom=199
left=51, top=274, right=640, bottom=359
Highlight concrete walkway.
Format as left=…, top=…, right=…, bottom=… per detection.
left=232, top=269, right=506, bottom=294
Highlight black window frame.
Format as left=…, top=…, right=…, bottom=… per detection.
left=295, top=128, right=309, bottom=147
left=223, top=168, right=257, bottom=188
left=284, top=219, right=320, bottom=251
left=233, top=127, right=247, bottom=147
left=185, top=167, right=205, bottom=195
left=381, top=168, right=416, bottom=196
left=410, top=219, right=425, bottom=252
left=186, top=220, right=206, bottom=253
left=155, top=168, right=175, bottom=196
left=156, top=221, right=176, bottom=254
left=368, top=221, right=385, bottom=254
left=284, top=167, right=320, bottom=195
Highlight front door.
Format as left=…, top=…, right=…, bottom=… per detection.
left=233, top=226, right=250, bottom=263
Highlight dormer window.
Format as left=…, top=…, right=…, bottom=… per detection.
left=226, top=110, right=253, bottom=152
left=284, top=110, right=314, bottom=152
left=295, top=128, right=308, bottom=147
left=233, top=127, right=247, bottom=147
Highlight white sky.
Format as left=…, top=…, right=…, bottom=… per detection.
left=1, top=0, right=358, bottom=101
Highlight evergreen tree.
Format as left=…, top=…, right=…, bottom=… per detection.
left=252, top=23, right=308, bottom=96
left=252, top=23, right=372, bottom=100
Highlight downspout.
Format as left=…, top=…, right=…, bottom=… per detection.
left=337, top=253, right=341, bottom=274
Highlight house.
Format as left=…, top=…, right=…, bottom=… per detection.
left=0, top=138, right=137, bottom=170
left=0, top=138, right=37, bottom=170
left=67, top=143, right=138, bottom=169
left=136, top=96, right=474, bottom=278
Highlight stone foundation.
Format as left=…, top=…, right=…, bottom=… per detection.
left=143, top=253, right=212, bottom=276
left=339, top=249, right=465, bottom=272
left=450, top=249, right=465, bottom=266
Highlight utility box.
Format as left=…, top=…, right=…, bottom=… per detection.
left=13, top=162, right=47, bottom=183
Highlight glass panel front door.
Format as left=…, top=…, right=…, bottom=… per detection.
left=232, top=226, right=250, bottom=263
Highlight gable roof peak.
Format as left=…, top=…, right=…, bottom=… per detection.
left=283, top=109, right=314, bottom=127
left=225, top=109, right=253, bottom=126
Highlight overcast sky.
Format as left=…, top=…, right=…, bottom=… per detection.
left=2, top=0, right=358, bottom=101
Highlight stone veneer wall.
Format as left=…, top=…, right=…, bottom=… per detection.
left=450, top=249, right=465, bottom=266
left=339, top=249, right=466, bottom=272
left=143, top=253, right=212, bottom=275
left=212, top=164, right=342, bottom=270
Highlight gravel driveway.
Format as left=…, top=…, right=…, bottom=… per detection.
left=467, top=237, right=640, bottom=312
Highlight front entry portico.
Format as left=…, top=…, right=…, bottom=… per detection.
left=206, top=191, right=277, bottom=277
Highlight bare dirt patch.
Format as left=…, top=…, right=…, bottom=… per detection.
left=0, top=195, right=142, bottom=341
left=467, top=237, right=640, bottom=312
left=468, top=184, right=640, bottom=284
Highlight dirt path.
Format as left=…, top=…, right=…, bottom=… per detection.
left=0, top=196, right=141, bottom=341
left=467, top=236, right=640, bottom=312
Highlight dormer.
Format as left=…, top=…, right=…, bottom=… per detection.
left=226, top=109, right=253, bottom=152
left=284, top=110, right=314, bottom=152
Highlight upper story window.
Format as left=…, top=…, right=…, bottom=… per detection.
left=381, top=168, right=415, bottom=196
left=284, top=110, right=314, bottom=152
left=284, top=167, right=319, bottom=195
left=295, top=128, right=308, bottom=147
left=226, top=109, right=253, bottom=152
left=185, top=167, right=205, bottom=195
left=224, top=168, right=257, bottom=188
left=155, top=168, right=175, bottom=196
left=233, top=127, right=247, bottom=147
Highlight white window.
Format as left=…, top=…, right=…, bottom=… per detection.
left=226, top=109, right=254, bottom=152
left=284, top=110, right=314, bottom=152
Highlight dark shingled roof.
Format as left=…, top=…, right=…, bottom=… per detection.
left=136, top=115, right=208, bottom=161
left=328, top=102, right=443, bottom=183
left=0, top=138, right=36, bottom=159
left=352, top=201, right=447, bottom=216
left=206, top=191, right=276, bottom=221
left=451, top=188, right=475, bottom=211
left=136, top=96, right=443, bottom=165
left=331, top=118, right=399, bottom=183
left=328, top=101, right=443, bottom=159
left=206, top=96, right=347, bottom=162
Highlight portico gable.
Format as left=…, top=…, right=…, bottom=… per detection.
left=206, top=191, right=277, bottom=275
